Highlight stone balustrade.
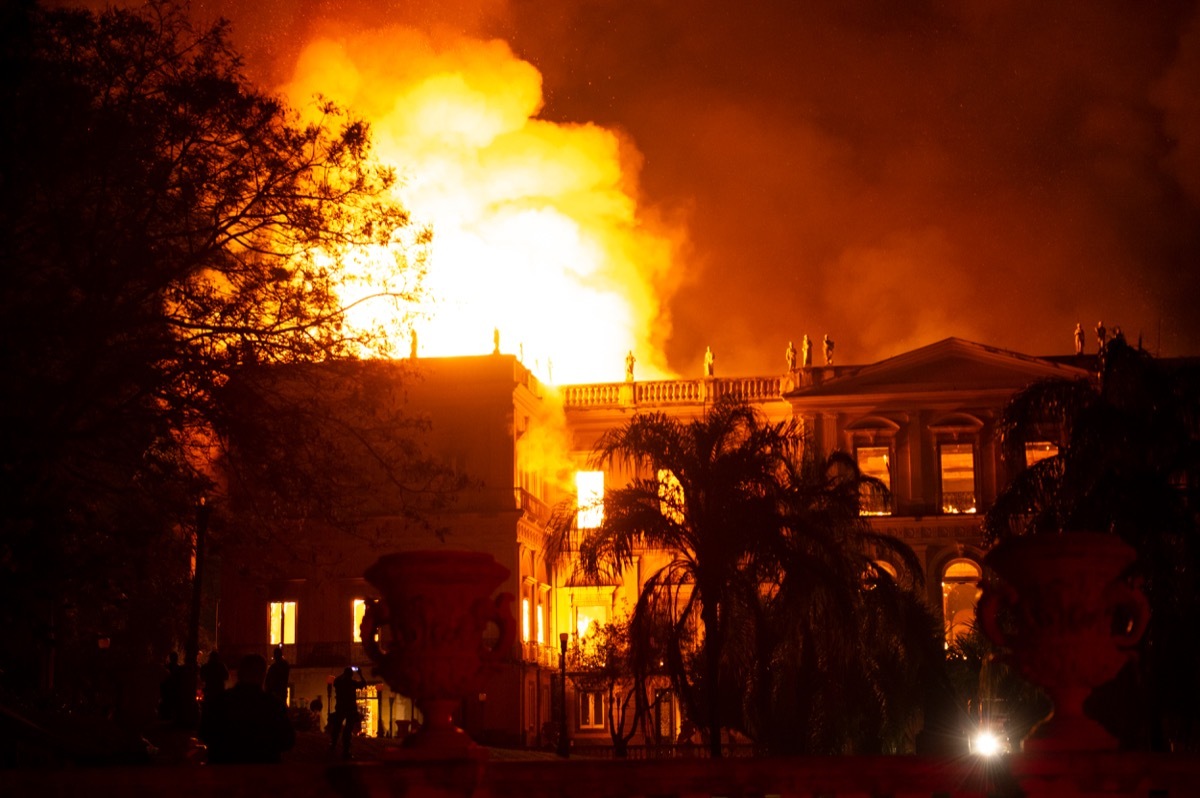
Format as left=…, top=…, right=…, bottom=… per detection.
left=563, top=377, right=787, bottom=409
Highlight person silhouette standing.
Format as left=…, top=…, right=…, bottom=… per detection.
left=328, top=666, right=367, bottom=759
left=158, top=652, right=185, bottom=723
left=200, top=654, right=294, bottom=764
left=264, top=646, right=290, bottom=707
left=199, top=650, right=229, bottom=718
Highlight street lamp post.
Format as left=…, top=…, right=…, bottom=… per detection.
left=557, top=632, right=570, bottom=758
left=183, top=497, right=211, bottom=727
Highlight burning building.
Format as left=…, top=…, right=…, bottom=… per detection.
left=211, top=336, right=1091, bottom=749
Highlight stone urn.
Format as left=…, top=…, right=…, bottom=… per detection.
left=360, top=550, right=517, bottom=756
left=978, top=532, right=1149, bottom=752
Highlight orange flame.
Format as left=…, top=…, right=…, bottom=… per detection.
left=282, top=28, right=681, bottom=384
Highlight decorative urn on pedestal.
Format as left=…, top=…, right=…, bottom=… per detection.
left=360, top=550, right=516, bottom=757
left=978, top=531, right=1149, bottom=752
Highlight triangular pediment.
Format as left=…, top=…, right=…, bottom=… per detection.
left=787, top=338, right=1092, bottom=403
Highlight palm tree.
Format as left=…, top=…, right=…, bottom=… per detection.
left=731, top=445, right=937, bottom=754
left=550, top=397, right=932, bottom=756
left=985, top=338, right=1200, bottom=749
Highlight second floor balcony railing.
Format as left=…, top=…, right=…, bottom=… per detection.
left=563, top=376, right=787, bottom=409
left=220, top=641, right=374, bottom=671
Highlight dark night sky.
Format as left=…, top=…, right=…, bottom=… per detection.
left=68, top=1, right=1200, bottom=373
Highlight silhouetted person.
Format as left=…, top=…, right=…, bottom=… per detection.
left=158, top=652, right=185, bottom=722
left=199, top=650, right=229, bottom=709
left=264, top=646, right=290, bottom=706
left=1096, top=320, right=1107, bottom=350
left=328, top=666, right=367, bottom=759
left=200, top=654, right=294, bottom=764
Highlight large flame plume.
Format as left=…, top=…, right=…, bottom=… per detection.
left=282, top=28, right=681, bottom=385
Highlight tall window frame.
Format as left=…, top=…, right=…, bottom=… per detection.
left=855, top=444, right=893, bottom=516
left=942, top=558, right=982, bottom=649
left=929, top=413, right=983, bottom=516
left=575, top=470, right=604, bottom=529
left=844, top=416, right=900, bottom=516
left=657, top=469, right=685, bottom=523
left=938, top=442, right=978, bottom=514
left=353, top=598, right=370, bottom=643
left=578, top=690, right=605, bottom=730
left=269, top=600, right=296, bottom=646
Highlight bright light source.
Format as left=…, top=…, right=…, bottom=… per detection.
left=972, top=730, right=1002, bottom=757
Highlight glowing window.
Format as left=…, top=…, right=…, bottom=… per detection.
left=269, top=601, right=296, bottom=646
left=939, top=443, right=977, bottom=514
left=856, top=446, right=892, bottom=515
left=942, top=559, right=982, bottom=649
left=576, top=471, right=604, bottom=529
left=353, top=599, right=368, bottom=643
left=522, top=598, right=531, bottom=643
left=536, top=602, right=545, bottom=645
left=578, top=690, right=604, bottom=730
left=657, top=469, right=685, bottom=523
left=576, top=605, right=607, bottom=639
left=1024, top=441, right=1059, bottom=467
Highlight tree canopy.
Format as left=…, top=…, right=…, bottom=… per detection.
left=0, top=0, right=427, bottom=713
left=550, top=398, right=940, bottom=756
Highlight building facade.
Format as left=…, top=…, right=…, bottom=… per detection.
left=213, top=338, right=1093, bottom=748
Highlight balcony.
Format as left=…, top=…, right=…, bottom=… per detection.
left=563, top=376, right=787, bottom=410
left=521, top=640, right=558, bottom=668
left=220, top=641, right=374, bottom=670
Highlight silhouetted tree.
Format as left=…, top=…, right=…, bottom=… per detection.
left=564, top=618, right=660, bottom=757
left=985, top=338, right=1200, bottom=749
left=550, top=398, right=936, bottom=756
left=0, top=0, right=427, bottom=716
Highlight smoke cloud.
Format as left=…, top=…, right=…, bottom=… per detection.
left=63, top=0, right=1200, bottom=374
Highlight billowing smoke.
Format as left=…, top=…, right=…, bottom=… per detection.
left=59, top=0, right=1200, bottom=373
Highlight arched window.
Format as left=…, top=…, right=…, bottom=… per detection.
left=941, top=559, right=982, bottom=649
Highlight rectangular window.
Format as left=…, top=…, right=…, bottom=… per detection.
left=1024, top=441, right=1059, bottom=468
left=939, top=443, right=977, bottom=514
left=576, top=605, right=608, bottom=639
left=269, top=601, right=296, bottom=646
left=353, top=599, right=368, bottom=643
left=578, top=690, right=604, bottom=730
left=576, top=470, right=604, bottom=529
left=657, top=469, right=685, bottom=523
left=522, top=597, right=531, bottom=643
left=536, top=602, right=545, bottom=645
left=856, top=446, right=891, bottom=516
